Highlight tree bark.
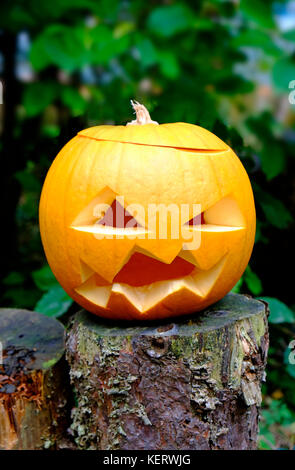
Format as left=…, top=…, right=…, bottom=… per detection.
left=66, top=293, right=269, bottom=450
left=0, top=308, right=71, bottom=450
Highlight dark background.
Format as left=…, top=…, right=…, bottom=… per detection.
left=0, top=0, right=295, bottom=448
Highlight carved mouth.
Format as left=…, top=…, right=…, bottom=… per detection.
left=72, top=191, right=245, bottom=315
left=113, top=252, right=195, bottom=286
left=74, top=254, right=227, bottom=313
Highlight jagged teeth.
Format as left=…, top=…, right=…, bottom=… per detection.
left=75, top=256, right=226, bottom=313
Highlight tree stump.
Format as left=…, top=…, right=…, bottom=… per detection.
left=0, top=308, right=70, bottom=450
left=66, top=293, right=269, bottom=450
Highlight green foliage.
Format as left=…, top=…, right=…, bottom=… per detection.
left=260, top=297, right=295, bottom=324
left=147, top=4, right=194, bottom=37
left=3, top=270, right=40, bottom=309
left=32, top=265, right=59, bottom=291
left=23, top=82, right=59, bottom=117
left=1, top=0, right=295, bottom=449
left=259, top=142, right=285, bottom=181
left=135, top=37, right=158, bottom=68
left=31, top=24, right=88, bottom=72
left=273, top=57, right=295, bottom=92
left=35, top=285, right=73, bottom=318
left=231, top=277, right=243, bottom=294
left=2, top=262, right=73, bottom=317
left=60, top=87, right=88, bottom=117
left=283, top=29, right=295, bottom=42
left=262, top=400, right=295, bottom=426
left=253, top=183, right=293, bottom=229
left=244, top=266, right=263, bottom=295
left=3, top=288, right=41, bottom=309
left=240, top=0, right=275, bottom=29
left=232, top=30, right=281, bottom=57
left=259, top=400, right=295, bottom=450
left=231, top=265, right=263, bottom=297
left=32, top=264, right=73, bottom=317
left=3, top=271, right=25, bottom=286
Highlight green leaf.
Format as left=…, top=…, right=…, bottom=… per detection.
left=231, top=277, right=243, bottom=293
left=135, top=38, right=158, bottom=68
left=232, top=30, right=281, bottom=57
left=259, top=297, right=295, bottom=324
left=265, top=400, right=295, bottom=425
left=90, top=25, right=129, bottom=65
left=282, top=29, right=295, bottom=42
left=32, top=265, right=58, bottom=291
left=31, top=24, right=88, bottom=72
left=60, top=87, right=87, bottom=116
left=272, top=57, right=295, bottom=92
left=3, top=271, right=25, bottom=286
left=258, top=431, right=276, bottom=450
left=4, top=288, right=40, bottom=309
left=35, top=285, right=73, bottom=318
left=158, top=51, right=180, bottom=79
left=0, top=4, right=36, bottom=32
left=113, top=21, right=135, bottom=39
left=259, top=142, right=286, bottom=180
left=255, top=221, right=269, bottom=244
left=253, top=184, right=293, bottom=229
left=194, top=18, right=215, bottom=32
left=15, top=162, right=42, bottom=192
left=30, top=35, right=52, bottom=71
left=23, top=82, right=58, bottom=117
left=244, top=266, right=263, bottom=295
left=16, top=193, right=39, bottom=220
left=41, top=124, right=60, bottom=138
left=240, top=0, right=275, bottom=29
left=147, top=4, right=194, bottom=37
left=43, top=0, right=110, bottom=18
left=216, top=76, right=254, bottom=95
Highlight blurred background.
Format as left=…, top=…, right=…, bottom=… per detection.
left=0, top=0, right=295, bottom=449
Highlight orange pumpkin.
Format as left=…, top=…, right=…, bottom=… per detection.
left=39, top=101, right=255, bottom=320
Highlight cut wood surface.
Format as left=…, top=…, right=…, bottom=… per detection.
left=0, top=308, right=70, bottom=450
left=66, top=293, right=269, bottom=450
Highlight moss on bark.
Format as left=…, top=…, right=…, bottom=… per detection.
left=66, top=293, right=269, bottom=450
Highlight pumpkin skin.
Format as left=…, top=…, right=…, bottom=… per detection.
left=39, top=107, right=255, bottom=321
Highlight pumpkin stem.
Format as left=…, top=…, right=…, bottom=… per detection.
left=127, top=100, right=159, bottom=126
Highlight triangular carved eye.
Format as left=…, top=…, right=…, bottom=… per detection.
left=203, top=196, right=245, bottom=227
left=185, top=212, right=205, bottom=226
left=71, top=187, right=145, bottom=230
left=183, top=196, right=245, bottom=229
left=97, top=199, right=142, bottom=228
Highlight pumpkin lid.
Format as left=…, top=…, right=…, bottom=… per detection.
left=77, top=101, right=228, bottom=151
left=78, top=123, right=227, bottom=151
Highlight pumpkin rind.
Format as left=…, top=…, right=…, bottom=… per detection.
left=39, top=120, right=255, bottom=321
left=78, top=122, right=227, bottom=150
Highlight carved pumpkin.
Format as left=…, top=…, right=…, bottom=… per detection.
left=39, top=102, right=255, bottom=320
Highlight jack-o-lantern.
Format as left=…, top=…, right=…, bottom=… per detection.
left=39, top=101, right=255, bottom=320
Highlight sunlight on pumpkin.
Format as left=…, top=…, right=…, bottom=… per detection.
left=40, top=101, right=255, bottom=319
